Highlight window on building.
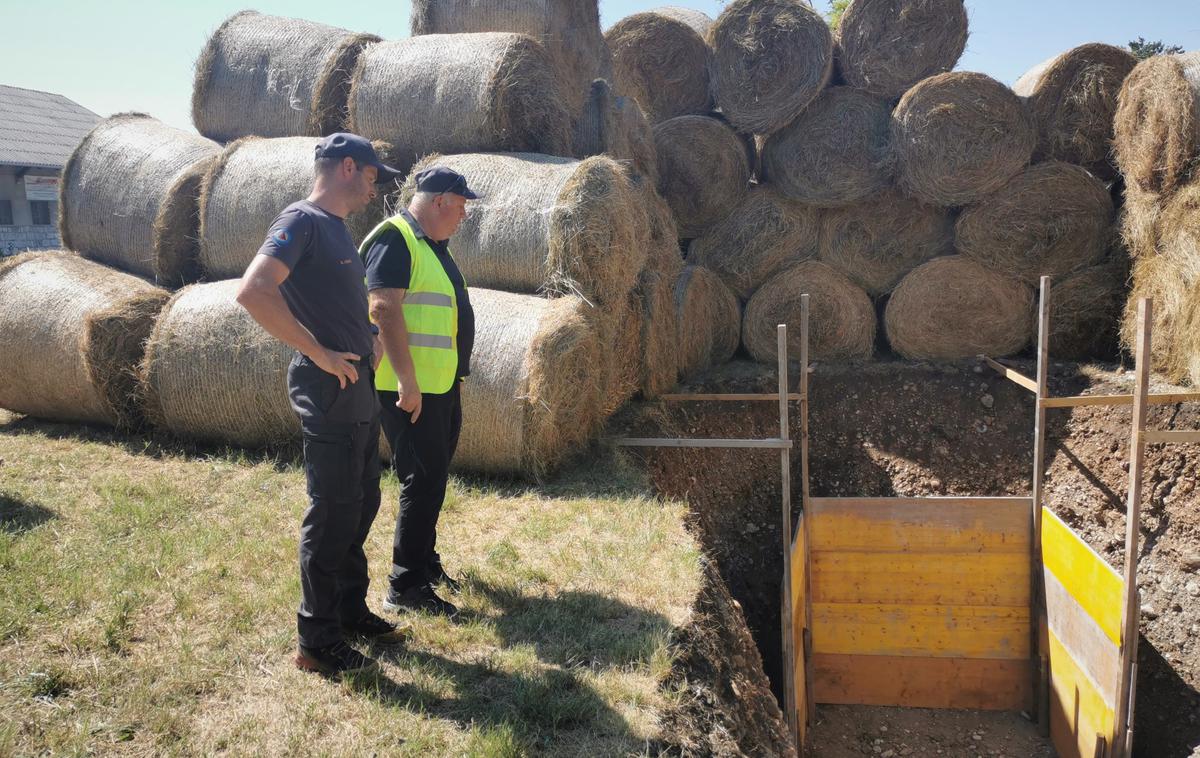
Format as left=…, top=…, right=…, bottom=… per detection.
left=0, top=200, right=12, bottom=226
left=30, top=201, right=52, bottom=226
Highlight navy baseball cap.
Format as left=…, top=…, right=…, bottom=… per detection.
left=414, top=166, right=481, bottom=199
left=314, top=133, right=402, bottom=184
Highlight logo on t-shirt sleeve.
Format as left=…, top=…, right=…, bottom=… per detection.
left=271, top=228, right=292, bottom=246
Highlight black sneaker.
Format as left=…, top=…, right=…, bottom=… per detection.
left=382, top=584, right=459, bottom=617
left=428, top=564, right=463, bottom=594
left=343, top=611, right=410, bottom=646
left=294, top=640, right=379, bottom=679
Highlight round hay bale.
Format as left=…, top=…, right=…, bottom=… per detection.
left=1013, top=43, right=1137, bottom=181
left=709, top=0, right=833, bottom=135
left=348, top=34, right=572, bottom=166
left=1120, top=252, right=1200, bottom=384
left=689, top=185, right=821, bottom=300
left=574, top=80, right=660, bottom=182
left=597, top=295, right=644, bottom=415
left=411, top=0, right=611, bottom=117
left=1120, top=184, right=1162, bottom=260
left=633, top=269, right=681, bottom=398
left=885, top=255, right=1034, bottom=360
left=1157, top=178, right=1200, bottom=256
left=401, top=152, right=644, bottom=306
left=956, top=162, right=1114, bottom=284
left=1114, top=52, right=1200, bottom=196
left=674, top=266, right=742, bottom=379
left=141, top=279, right=298, bottom=448
left=653, top=115, right=751, bottom=239
left=59, top=114, right=221, bottom=286
left=760, top=86, right=893, bottom=208
left=605, top=7, right=714, bottom=123
left=892, top=72, right=1037, bottom=207
left=1044, top=256, right=1129, bottom=361
left=836, top=0, right=968, bottom=99
left=614, top=94, right=659, bottom=182
left=644, top=186, right=685, bottom=281
left=743, top=261, right=875, bottom=364
left=0, top=252, right=169, bottom=428
left=455, top=289, right=603, bottom=478
left=191, top=11, right=379, bottom=143
left=198, top=136, right=391, bottom=280
left=819, top=188, right=955, bottom=296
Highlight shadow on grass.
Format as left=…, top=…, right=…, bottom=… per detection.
left=0, top=492, right=57, bottom=534
left=0, top=415, right=302, bottom=471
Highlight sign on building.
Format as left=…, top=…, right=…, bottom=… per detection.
left=24, top=176, right=59, bottom=202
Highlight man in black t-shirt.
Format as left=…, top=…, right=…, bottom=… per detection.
left=362, top=167, right=478, bottom=617
left=236, top=133, right=407, bottom=679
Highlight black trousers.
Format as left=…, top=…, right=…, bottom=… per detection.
left=378, top=383, right=462, bottom=593
left=288, top=354, right=382, bottom=649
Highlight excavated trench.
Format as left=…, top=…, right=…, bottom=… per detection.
left=616, top=359, right=1200, bottom=757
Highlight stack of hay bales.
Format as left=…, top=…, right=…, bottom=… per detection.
left=605, top=7, right=714, bottom=124
left=1114, top=52, right=1200, bottom=383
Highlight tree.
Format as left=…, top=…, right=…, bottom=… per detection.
left=828, top=0, right=851, bottom=31
left=1129, top=37, right=1185, bottom=61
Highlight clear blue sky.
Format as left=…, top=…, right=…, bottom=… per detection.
left=7, top=1, right=1198, bottom=133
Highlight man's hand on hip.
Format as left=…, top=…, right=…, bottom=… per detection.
left=311, top=347, right=360, bottom=389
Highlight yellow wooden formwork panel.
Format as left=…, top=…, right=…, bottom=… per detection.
left=790, top=513, right=808, bottom=748
left=809, top=498, right=1031, bottom=554
left=812, top=653, right=1033, bottom=711
left=1048, top=629, right=1115, bottom=758
left=810, top=551, right=1030, bottom=607
left=812, top=602, right=1031, bottom=659
left=1042, top=508, right=1124, bottom=645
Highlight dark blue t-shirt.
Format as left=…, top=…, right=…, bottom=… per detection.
left=256, top=200, right=374, bottom=358
left=362, top=210, right=474, bottom=379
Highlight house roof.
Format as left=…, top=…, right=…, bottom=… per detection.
left=0, top=84, right=101, bottom=170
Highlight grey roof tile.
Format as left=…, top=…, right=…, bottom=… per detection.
left=0, top=84, right=101, bottom=169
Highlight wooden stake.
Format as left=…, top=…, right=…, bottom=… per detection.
left=777, top=322, right=798, bottom=751
left=1032, top=276, right=1051, bottom=736
left=1113, top=298, right=1150, bottom=758
left=800, top=294, right=816, bottom=739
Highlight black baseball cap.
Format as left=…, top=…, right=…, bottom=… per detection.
left=414, top=166, right=481, bottom=199
left=314, top=133, right=402, bottom=184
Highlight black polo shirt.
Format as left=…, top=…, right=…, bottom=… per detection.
left=256, top=200, right=374, bottom=357
left=363, top=209, right=474, bottom=379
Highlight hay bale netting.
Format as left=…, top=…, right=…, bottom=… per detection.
left=198, top=136, right=390, bottom=280
left=192, top=11, right=379, bottom=143
left=574, top=80, right=660, bottom=182
left=634, top=270, right=681, bottom=398
left=410, top=0, right=611, bottom=117
left=885, top=256, right=1034, bottom=360
left=956, top=162, right=1115, bottom=285
left=742, top=261, right=875, bottom=364
left=0, top=252, right=169, bottom=428
left=689, top=185, right=821, bottom=300
left=59, top=114, right=221, bottom=286
left=836, top=0, right=968, bottom=99
left=1044, top=257, right=1130, bottom=361
left=1114, top=52, right=1200, bottom=196
left=402, top=152, right=643, bottom=305
left=1012, top=43, right=1137, bottom=181
left=760, top=86, right=893, bottom=208
left=455, top=289, right=604, bottom=478
left=348, top=34, right=572, bottom=166
left=653, top=116, right=751, bottom=239
left=141, top=280, right=298, bottom=448
left=674, top=266, right=742, bottom=379
left=605, top=7, right=714, bottom=123
left=709, top=0, right=833, bottom=135
left=819, top=188, right=955, bottom=297
left=892, top=72, right=1037, bottom=207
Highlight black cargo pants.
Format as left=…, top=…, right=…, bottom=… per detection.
left=378, top=382, right=462, bottom=593
left=288, top=353, right=382, bottom=649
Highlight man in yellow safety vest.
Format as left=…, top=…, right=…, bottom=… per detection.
left=361, top=166, right=478, bottom=616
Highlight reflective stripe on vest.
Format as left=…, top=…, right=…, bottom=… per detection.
left=359, top=214, right=460, bottom=394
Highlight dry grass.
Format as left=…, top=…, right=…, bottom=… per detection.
left=0, top=411, right=702, bottom=757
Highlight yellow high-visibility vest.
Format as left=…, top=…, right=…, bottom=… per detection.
left=359, top=214, right=460, bottom=394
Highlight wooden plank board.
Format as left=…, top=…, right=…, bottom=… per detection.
left=1048, top=629, right=1115, bottom=758
left=1044, top=569, right=1121, bottom=707
left=810, top=551, right=1030, bottom=607
left=810, top=498, right=1031, bottom=553
left=983, top=356, right=1039, bottom=393
left=813, top=654, right=1033, bottom=711
left=611, top=437, right=792, bottom=449
left=791, top=512, right=808, bottom=748
left=812, top=602, right=1031, bottom=659
left=1041, top=392, right=1200, bottom=409
left=660, top=392, right=804, bottom=402
left=1142, top=429, right=1200, bottom=445
left=1041, top=509, right=1123, bottom=645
